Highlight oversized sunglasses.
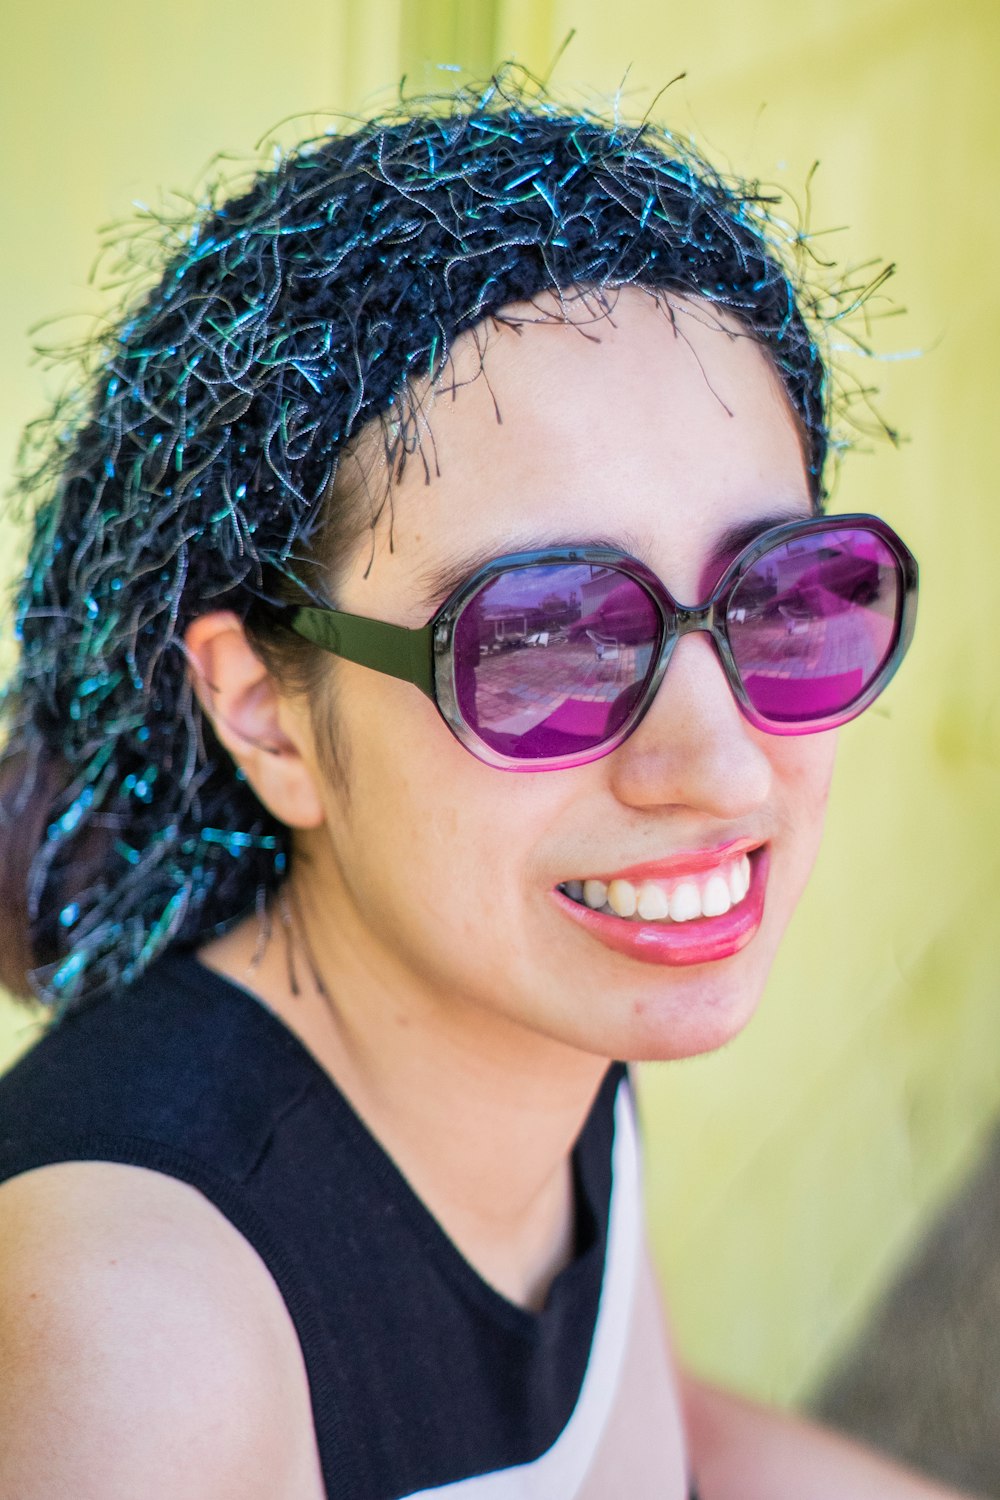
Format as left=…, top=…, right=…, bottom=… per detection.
left=289, top=514, right=918, bottom=771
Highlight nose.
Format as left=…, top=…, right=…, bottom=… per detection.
left=606, top=631, right=773, bottom=818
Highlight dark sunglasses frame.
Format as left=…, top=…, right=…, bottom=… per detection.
left=288, top=513, right=918, bottom=771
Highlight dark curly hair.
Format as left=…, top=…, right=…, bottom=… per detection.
left=1, top=74, right=842, bottom=1010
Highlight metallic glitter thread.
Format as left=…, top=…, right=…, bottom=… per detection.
left=2, top=71, right=893, bottom=1010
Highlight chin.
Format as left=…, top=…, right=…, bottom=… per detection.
left=609, top=949, right=772, bottom=1063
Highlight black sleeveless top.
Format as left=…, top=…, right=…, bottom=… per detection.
left=0, top=952, right=697, bottom=1499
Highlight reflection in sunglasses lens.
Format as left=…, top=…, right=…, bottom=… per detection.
left=726, top=529, right=900, bottom=723
left=453, top=564, right=659, bottom=759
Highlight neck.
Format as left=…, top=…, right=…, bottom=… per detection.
left=199, top=880, right=610, bottom=1311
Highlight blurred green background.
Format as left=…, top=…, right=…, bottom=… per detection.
left=2, top=0, right=998, bottom=1409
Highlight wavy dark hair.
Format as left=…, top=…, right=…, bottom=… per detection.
left=1, top=73, right=856, bottom=1010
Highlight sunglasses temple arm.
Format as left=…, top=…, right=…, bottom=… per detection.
left=290, top=606, right=436, bottom=698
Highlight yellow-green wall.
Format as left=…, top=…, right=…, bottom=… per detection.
left=2, top=0, right=997, bottom=1406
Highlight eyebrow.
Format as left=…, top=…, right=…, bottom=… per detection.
left=415, top=532, right=642, bottom=611
left=708, top=506, right=815, bottom=566
left=415, top=505, right=813, bottom=613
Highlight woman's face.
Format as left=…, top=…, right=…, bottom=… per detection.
left=290, top=291, right=836, bottom=1063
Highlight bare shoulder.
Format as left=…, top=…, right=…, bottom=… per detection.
left=0, top=1161, right=324, bottom=1499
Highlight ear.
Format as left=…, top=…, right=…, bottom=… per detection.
left=183, top=612, right=326, bottom=830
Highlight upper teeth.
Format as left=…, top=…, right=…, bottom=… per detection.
left=563, top=854, right=752, bottom=923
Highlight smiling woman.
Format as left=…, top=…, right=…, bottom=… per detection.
left=229, top=296, right=838, bottom=1070
left=0, top=76, right=965, bottom=1500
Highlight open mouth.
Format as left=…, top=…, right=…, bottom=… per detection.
left=554, top=845, right=767, bottom=967
left=558, top=850, right=753, bottom=925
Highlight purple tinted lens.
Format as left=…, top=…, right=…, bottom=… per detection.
left=726, top=528, right=901, bottom=723
left=453, top=563, right=660, bottom=760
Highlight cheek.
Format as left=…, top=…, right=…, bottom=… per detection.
left=769, top=729, right=838, bottom=881
left=318, top=672, right=541, bottom=907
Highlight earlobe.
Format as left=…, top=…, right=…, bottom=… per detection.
left=183, top=612, right=326, bottom=830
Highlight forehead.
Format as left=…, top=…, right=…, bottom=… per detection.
left=339, top=289, right=812, bottom=612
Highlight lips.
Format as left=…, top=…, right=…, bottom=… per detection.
left=554, top=843, right=768, bottom=967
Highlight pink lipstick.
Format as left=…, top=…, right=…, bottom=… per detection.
left=555, top=844, right=768, bottom=967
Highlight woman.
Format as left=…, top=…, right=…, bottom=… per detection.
left=0, top=82, right=962, bottom=1498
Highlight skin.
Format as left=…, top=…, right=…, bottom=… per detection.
left=0, top=290, right=973, bottom=1498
